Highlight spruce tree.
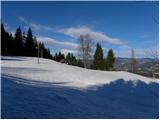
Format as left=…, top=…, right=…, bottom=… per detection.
left=14, top=26, right=23, bottom=55
left=8, top=33, right=15, bottom=55
left=91, top=43, right=104, bottom=70
left=1, top=23, right=6, bottom=55
left=105, top=49, right=115, bottom=71
left=33, top=37, right=38, bottom=57
left=1, top=23, right=10, bottom=55
left=1, top=22, right=53, bottom=59
left=66, top=52, right=77, bottom=65
left=25, top=28, right=35, bottom=56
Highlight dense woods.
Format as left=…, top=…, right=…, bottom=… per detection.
left=1, top=23, right=53, bottom=59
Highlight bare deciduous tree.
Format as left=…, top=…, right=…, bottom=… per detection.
left=144, top=49, right=159, bottom=60
left=78, top=34, right=93, bottom=68
left=130, top=48, right=138, bottom=73
left=144, top=48, right=159, bottom=79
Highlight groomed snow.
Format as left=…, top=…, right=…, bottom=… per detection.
left=1, top=56, right=158, bottom=89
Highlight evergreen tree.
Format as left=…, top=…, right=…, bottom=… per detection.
left=66, top=52, right=77, bottom=65
left=105, top=49, right=115, bottom=70
left=1, top=23, right=10, bottom=55
left=22, top=32, right=26, bottom=47
left=33, top=37, right=38, bottom=57
left=46, top=48, right=53, bottom=59
left=91, top=43, right=104, bottom=70
left=14, top=26, right=23, bottom=55
left=8, top=33, right=15, bottom=55
left=1, top=23, right=6, bottom=55
left=25, top=28, right=35, bottom=56
left=1, top=22, right=53, bottom=60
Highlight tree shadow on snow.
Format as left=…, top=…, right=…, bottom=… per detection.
left=1, top=57, right=27, bottom=61
left=1, top=74, right=159, bottom=119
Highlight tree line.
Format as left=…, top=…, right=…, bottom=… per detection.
left=91, top=43, right=115, bottom=70
left=2, top=22, right=115, bottom=71
left=1, top=23, right=53, bottom=59
left=53, top=43, right=115, bottom=71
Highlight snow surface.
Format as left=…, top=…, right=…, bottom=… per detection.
left=1, top=56, right=159, bottom=118
left=1, top=56, right=158, bottom=89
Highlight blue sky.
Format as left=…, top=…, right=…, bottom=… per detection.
left=1, top=1, right=159, bottom=58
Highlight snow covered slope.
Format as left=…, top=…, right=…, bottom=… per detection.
left=1, top=56, right=158, bottom=89
left=1, top=56, right=159, bottom=118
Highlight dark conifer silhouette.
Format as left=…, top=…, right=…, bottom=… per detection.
left=25, top=28, right=36, bottom=56
left=91, top=43, right=104, bottom=70
left=105, top=49, right=115, bottom=70
left=1, top=22, right=53, bottom=59
left=14, top=27, right=23, bottom=56
left=66, top=52, right=77, bottom=65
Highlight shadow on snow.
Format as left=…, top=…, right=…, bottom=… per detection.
left=1, top=74, right=159, bottom=119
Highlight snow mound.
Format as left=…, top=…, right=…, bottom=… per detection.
left=1, top=56, right=158, bottom=89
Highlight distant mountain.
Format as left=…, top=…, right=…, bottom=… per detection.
left=114, top=57, right=159, bottom=78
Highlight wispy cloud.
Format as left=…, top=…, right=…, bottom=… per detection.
left=58, top=26, right=124, bottom=45
left=18, top=16, right=54, bottom=32
left=61, top=49, right=77, bottom=55
left=19, top=17, right=148, bottom=58
left=37, top=36, right=78, bottom=51
left=18, top=17, right=125, bottom=46
left=19, top=16, right=28, bottom=24
left=30, top=23, right=53, bottom=31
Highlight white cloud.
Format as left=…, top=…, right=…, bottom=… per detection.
left=30, top=23, right=53, bottom=31
left=59, top=26, right=123, bottom=45
left=18, top=16, right=54, bottom=32
left=61, top=49, right=78, bottom=56
left=37, top=36, right=78, bottom=51
left=19, top=16, right=28, bottom=24
left=18, top=17, right=124, bottom=46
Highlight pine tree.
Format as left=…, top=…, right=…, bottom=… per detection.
left=33, top=37, right=38, bottom=57
left=91, top=43, right=104, bottom=70
left=66, top=52, right=77, bottom=65
left=14, top=26, right=23, bottom=55
left=46, top=48, right=53, bottom=59
left=25, top=28, right=35, bottom=56
left=1, top=23, right=10, bottom=55
left=1, top=22, right=53, bottom=60
left=1, top=23, right=6, bottom=55
left=66, top=53, right=71, bottom=64
left=105, top=49, right=115, bottom=71
left=8, top=33, right=15, bottom=55
left=22, top=32, right=26, bottom=47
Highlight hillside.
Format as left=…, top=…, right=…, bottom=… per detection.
left=1, top=56, right=159, bottom=118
